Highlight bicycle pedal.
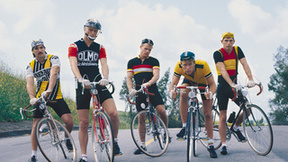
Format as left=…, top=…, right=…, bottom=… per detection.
left=176, top=137, right=186, bottom=141
left=115, top=152, right=123, bottom=156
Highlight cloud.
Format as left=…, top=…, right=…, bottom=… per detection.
left=228, top=0, right=288, bottom=44
left=0, top=0, right=55, bottom=34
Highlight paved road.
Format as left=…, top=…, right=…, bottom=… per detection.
left=0, top=126, right=287, bottom=162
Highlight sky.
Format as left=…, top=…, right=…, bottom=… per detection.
left=0, top=0, right=288, bottom=113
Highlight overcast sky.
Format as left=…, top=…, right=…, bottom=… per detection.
left=0, top=0, right=288, bottom=113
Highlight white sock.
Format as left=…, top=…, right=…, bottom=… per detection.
left=233, top=125, right=239, bottom=131
left=182, top=123, right=186, bottom=128
left=208, top=139, right=214, bottom=146
left=141, top=142, right=146, bottom=147
left=81, top=154, right=88, bottom=160
left=222, top=143, right=227, bottom=147
left=31, top=150, right=37, bottom=157
left=114, top=138, right=118, bottom=142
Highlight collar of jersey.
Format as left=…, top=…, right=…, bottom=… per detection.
left=137, top=55, right=150, bottom=59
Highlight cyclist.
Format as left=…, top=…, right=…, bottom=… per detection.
left=26, top=39, right=74, bottom=162
left=169, top=51, right=217, bottom=158
left=68, top=18, right=122, bottom=162
left=127, top=38, right=170, bottom=155
left=213, top=32, right=256, bottom=155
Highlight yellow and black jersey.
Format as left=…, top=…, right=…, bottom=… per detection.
left=127, top=56, right=159, bottom=85
left=26, top=54, right=63, bottom=100
left=174, top=60, right=212, bottom=86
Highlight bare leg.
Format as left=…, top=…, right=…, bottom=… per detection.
left=102, top=98, right=120, bottom=138
left=155, top=105, right=168, bottom=127
left=202, top=100, right=213, bottom=139
left=77, top=109, right=89, bottom=155
left=219, top=110, right=227, bottom=144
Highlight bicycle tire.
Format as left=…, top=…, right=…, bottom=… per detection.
left=131, top=110, right=169, bottom=157
left=192, top=111, right=198, bottom=157
left=187, top=109, right=192, bottom=162
left=242, top=104, right=273, bottom=156
left=35, top=117, right=77, bottom=162
left=92, top=111, right=114, bottom=162
left=199, top=107, right=222, bottom=150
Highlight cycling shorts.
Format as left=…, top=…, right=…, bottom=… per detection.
left=76, top=83, right=112, bottom=110
left=216, top=83, right=245, bottom=111
left=33, top=99, right=71, bottom=118
left=182, top=78, right=207, bottom=101
left=136, top=85, right=164, bottom=112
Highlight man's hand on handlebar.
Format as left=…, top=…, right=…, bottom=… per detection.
left=129, top=89, right=137, bottom=96
left=78, top=78, right=91, bottom=89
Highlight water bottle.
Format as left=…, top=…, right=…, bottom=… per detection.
left=227, top=111, right=236, bottom=123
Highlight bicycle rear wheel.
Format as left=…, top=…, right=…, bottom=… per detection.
left=199, top=107, right=222, bottom=149
left=243, top=104, right=273, bottom=156
left=92, top=111, right=114, bottom=162
left=131, top=110, right=169, bottom=157
left=35, top=117, right=76, bottom=162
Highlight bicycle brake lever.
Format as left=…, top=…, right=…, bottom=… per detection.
left=20, top=108, right=24, bottom=119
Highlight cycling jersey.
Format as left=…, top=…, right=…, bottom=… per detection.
left=173, top=60, right=212, bottom=86
left=213, top=46, right=246, bottom=110
left=68, top=38, right=106, bottom=82
left=26, top=54, right=62, bottom=100
left=127, top=56, right=159, bottom=85
left=68, top=38, right=112, bottom=110
left=127, top=56, right=163, bottom=111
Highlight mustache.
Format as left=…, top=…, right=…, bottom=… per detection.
left=38, top=52, right=44, bottom=55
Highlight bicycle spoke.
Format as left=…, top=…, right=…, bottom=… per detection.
left=35, top=118, right=76, bottom=162
left=92, top=111, right=114, bottom=162
left=131, top=110, right=169, bottom=157
left=243, top=104, right=273, bottom=156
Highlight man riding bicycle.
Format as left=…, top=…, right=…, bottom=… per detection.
left=169, top=51, right=217, bottom=158
left=126, top=38, right=170, bottom=155
left=68, top=18, right=122, bottom=162
left=26, top=39, right=74, bottom=162
left=213, top=32, right=256, bottom=155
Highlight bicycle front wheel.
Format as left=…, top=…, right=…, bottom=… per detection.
left=199, top=107, right=222, bottom=150
left=92, top=111, right=114, bottom=162
left=243, top=104, right=273, bottom=156
left=131, top=110, right=169, bottom=157
left=35, top=117, right=77, bottom=162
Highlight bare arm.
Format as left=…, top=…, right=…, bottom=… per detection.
left=26, top=76, right=35, bottom=99
left=216, top=62, right=234, bottom=86
left=68, top=57, right=82, bottom=80
left=148, top=68, right=160, bottom=85
left=239, top=57, right=253, bottom=80
left=206, top=75, right=217, bottom=94
left=100, top=58, right=109, bottom=79
left=126, top=71, right=134, bottom=91
left=169, top=75, right=180, bottom=92
left=47, top=66, right=59, bottom=91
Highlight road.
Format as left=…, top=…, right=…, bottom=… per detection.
left=0, top=126, right=287, bottom=162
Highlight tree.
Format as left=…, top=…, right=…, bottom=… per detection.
left=268, top=46, right=288, bottom=124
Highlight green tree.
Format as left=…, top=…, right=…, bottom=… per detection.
left=268, top=46, right=288, bottom=124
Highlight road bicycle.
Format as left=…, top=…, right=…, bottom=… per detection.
left=80, top=77, right=115, bottom=162
left=175, top=85, right=221, bottom=161
left=210, top=80, right=273, bottom=156
left=20, top=96, right=77, bottom=162
left=128, top=86, right=169, bottom=157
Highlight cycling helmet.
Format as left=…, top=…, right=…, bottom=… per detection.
left=141, top=38, right=154, bottom=46
left=31, top=39, right=44, bottom=50
left=180, top=51, right=195, bottom=61
left=84, top=18, right=101, bottom=30
left=84, top=18, right=102, bottom=40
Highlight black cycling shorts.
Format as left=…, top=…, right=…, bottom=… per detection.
left=33, top=99, right=71, bottom=118
left=136, top=85, right=164, bottom=112
left=216, top=83, right=245, bottom=111
left=76, top=83, right=112, bottom=110
left=182, top=78, right=207, bottom=101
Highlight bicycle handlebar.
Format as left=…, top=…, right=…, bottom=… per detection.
left=176, top=85, right=206, bottom=90
left=232, top=83, right=263, bottom=101
left=81, top=81, right=115, bottom=95
left=126, top=86, right=155, bottom=105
